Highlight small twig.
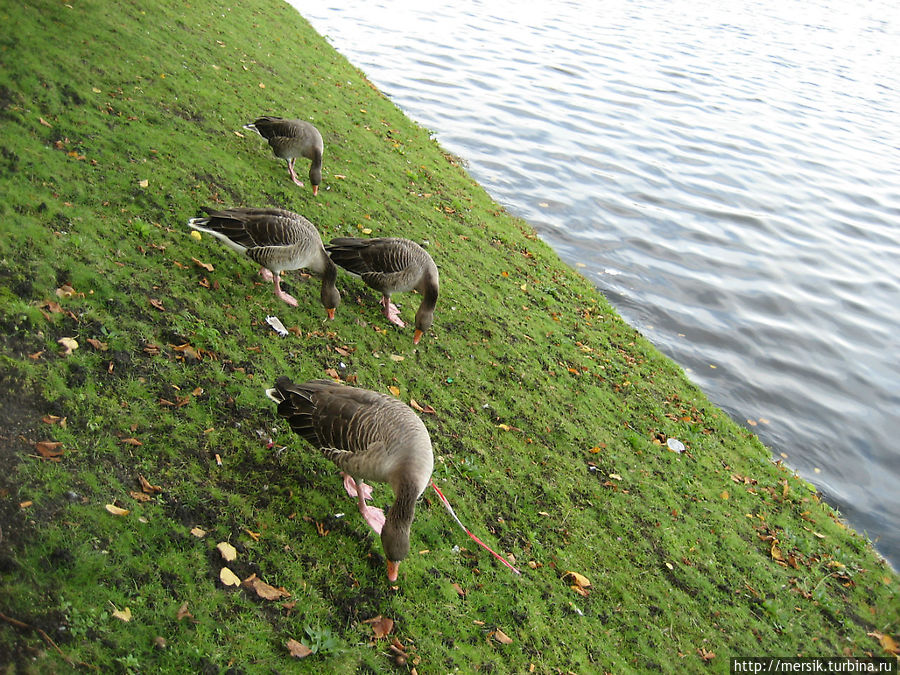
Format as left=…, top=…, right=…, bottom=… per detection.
left=0, top=610, right=95, bottom=669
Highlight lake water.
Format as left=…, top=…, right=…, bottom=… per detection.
left=289, top=0, right=900, bottom=568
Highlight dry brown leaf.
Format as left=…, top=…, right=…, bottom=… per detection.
left=286, top=638, right=312, bottom=659
left=105, top=504, right=129, bottom=516
left=217, top=542, right=238, bottom=562
left=190, top=526, right=207, bottom=538
left=364, top=615, right=394, bottom=639
left=139, top=475, right=162, bottom=494
left=86, top=338, right=109, bottom=351
left=451, top=582, right=466, bottom=597
left=868, top=631, right=899, bottom=655
left=324, top=367, right=341, bottom=381
left=34, top=441, right=64, bottom=460
left=40, top=300, right=63, bottom=314
left=564, top=571, right=591, bottom=589
left=492, top=629, right=513, bottom=645
left=57, top=337, right=79, bottom=355
left=129, top=490, right=152, bottom=502
left=112, top=606, right=132, bottom=622
left=56, top=284, right=77, bottom=298
left=172, top=343, right=201, bottom=360
left=120, top=437, right=143, bottom=446
left=42, top=415, right=62, bottom=425
left=191, top=257, right=215, bottom=272
left=39, top=116, right=52, bottom=127
left=242, top=573, right=290, bottom=601
left=149, top=298, right=165, bottom=311
left=698, top=648, right=716, bottom=662
left=219, top=567, right=241, bottom=587
left=176, top=602, right=193, bottom=621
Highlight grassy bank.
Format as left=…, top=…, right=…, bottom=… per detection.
left=0, top=0, right=896, bottom=672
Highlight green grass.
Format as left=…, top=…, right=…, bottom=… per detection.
left=0, top=0, right=897, bottom=672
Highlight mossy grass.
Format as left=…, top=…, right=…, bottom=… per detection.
left=0, top=0, right=896, bottom=672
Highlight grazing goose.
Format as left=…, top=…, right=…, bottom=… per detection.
left=187, top=207, right=340, bottom=318
left=326, top=237, right=438, bottom=344
left=244, top=116, right=324, bottom=195
left=266, top=377, right=434, bottom=582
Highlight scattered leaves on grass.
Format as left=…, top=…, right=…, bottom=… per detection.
left=138, top=475, right=162, bottom=493
left=191, top=257, right=214, bottom=272
left=698, top=648, right=716, bottom=662
left=34, top=441, right=64, bottom=461
left=490, top=629, right=513, bottom=645
left=219, top=567, right=241, bottom=587
left=149, top=298, right=165, bottom=311
left=130, top=491, right=152, bottom=502
left=564, top=570, right=591, bottom=597
left=410, top=398, right=436, bottom=414
left=86, top=338, right=108, bottom=351
left=242, top=573, right=290, bottom=601
left=111, top=606, right=132, bottom=622
left=216, top=542, right=237, bottom=562
left=190, top=527, right=207, bottom=538
left=57, top=337, right=79, bottom=355
left=105, top=504, right=129, bottom=516
left=119, top=437, right=143, bottom=447
left=363, top=615, right=394, bottom=640
left=41, top=415, right=67, bottom=427
left=286, top=638, right=312, bottom=659
left=867, top=631, right=899, bottom=656
left=172, top=343, right=201, bottom=361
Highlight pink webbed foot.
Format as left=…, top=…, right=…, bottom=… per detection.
left=273, top=276, right=298, bottom=307
left=287, top=158, right=305, bottom=187
left=342, top=473, right=385, bottom=535
left=380, top=296, right=406, bottom=327
left=259, top=267, right=275, bottom=282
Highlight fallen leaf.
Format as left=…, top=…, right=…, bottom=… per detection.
left=112, top=606, right=132, bottom=622
left=720, top=490, right=730, bottom=500
left=286, top=638, right=312, bottom=659
left=868, top=631, right=899, bottom=655
left=219, top=567, right=241, bottom=587
left=172, top=343, right=201, bottom=360
left=451, top=582, right=466, bottom=597
left=86, top=338, right=109, bottom=351
left=564, top=571, right=591, bottom=589
left=608, top=473, right=623, bottom=481
left=120, top=437, right=143, bottom=446
left=217, top=541, right=238, bottom=562
left=324, top=367, right=341, bottom=381
left=190, top=527, right=207, bottom=538
left=497, top=423, right=511, bottom=431
left=389, top=354, right=405, bottom=362
left=57, top=337, right=79, bottom=355
left=242, top=573, right=290, bottom=601
left=40, top=300, right=63, bottom=314
left=105, top=504, right=129, bottom=516
left=39, top=116, right=52, bottom=127
left=34, top=441, right=64, bottom=460
left=138, top=179, right=149, bottom=188
left=28, top=350, right=45, bottom=360
left=55, top=284, right=78, bottom=298
left=129, top=490, right=152, bottom=502
left=364, top=615, right=394, bottom=639
left=176, top=602, right=193, bottom=621
left=191, top=257, right=214, bottom=272
left=492, top=629, right=513, bottom=645
left=388, top=386, right=400, bottom=397
left=190, top=230, right=202, bottom=241
left=139, top=475, right=162, bottom=494
left=149, top=298, right=165, bottom=311
left=698, top=648, right=716, bottom=662
left=409, top=398, right=436, bottom=414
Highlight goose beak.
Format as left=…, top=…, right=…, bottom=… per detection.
left=312, top=185, right=319, bottom=196
left=387, top=560, right=400, bottom=582
left=413, top=329, right=424, bottom=344
left=326, top=307, right=335, bottom=320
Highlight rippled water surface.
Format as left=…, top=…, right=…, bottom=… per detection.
left=290, top=0, right=900, bottom=566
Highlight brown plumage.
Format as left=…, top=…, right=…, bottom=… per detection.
left=244, top=116, right=324, bottom=195
left=326, top=237, right=438, bottom=344
left=266, top=377, right=434, bottom=582
left=187, top=207, right=340, bottom=318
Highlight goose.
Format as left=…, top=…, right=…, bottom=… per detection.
left=243, top=116, right=324, bottom=195
left=266, top=377, right=434, bottom=582
left=187, top=207, right=340, bottom=318
left=326, top=237, right=438, bottom=344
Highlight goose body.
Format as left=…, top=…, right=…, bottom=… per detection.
left=187, top=207, right=340, bottom=318
left=326, top=237, right=438, bottom=343
left=244, top=116, right=324, bottom=195
left=267, top=377, right=434, bottom=581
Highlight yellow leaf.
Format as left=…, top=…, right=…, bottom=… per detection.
left=57, top=337, right=79, bottom=355
left=217, top=542, right=237, bottom=562
left=564, top=571, right=591, bottom=588
left=112, top=606, right=132, bottom=622
left=190, top=230, right=202, bottom=241
left=105, top=504, right=129, bottom=516
left=388, top=386, right=400, bottom=397
left=720, top=490, right=730, bottom=500
left=608, top=473, right=622, bottom=481
left=497, top=424, right=511, bottom=431
left=219, top=567, right=241, bottom=587
left=190, top=527, right=207, bottom=538
left=138, top=179, right=149, bottom=188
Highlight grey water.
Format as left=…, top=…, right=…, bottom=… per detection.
left=289, top=0, right=900, bottom=568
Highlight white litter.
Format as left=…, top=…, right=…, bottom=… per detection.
left=667, top=438, right=685, bottom=453
left=265, top=315, right=288, bottom=337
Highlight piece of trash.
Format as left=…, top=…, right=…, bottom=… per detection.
left=667, top=438, right=685, bottom=453
left=266, top=315, right=289, bottom=337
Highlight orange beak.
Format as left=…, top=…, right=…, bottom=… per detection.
left=326, top=307, right=335, bottom=320
left=387, top=560, right=400, bottom=582
left=312, top=185, right=319, bottom=196
left=413, top=329, right=424, bottom=344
